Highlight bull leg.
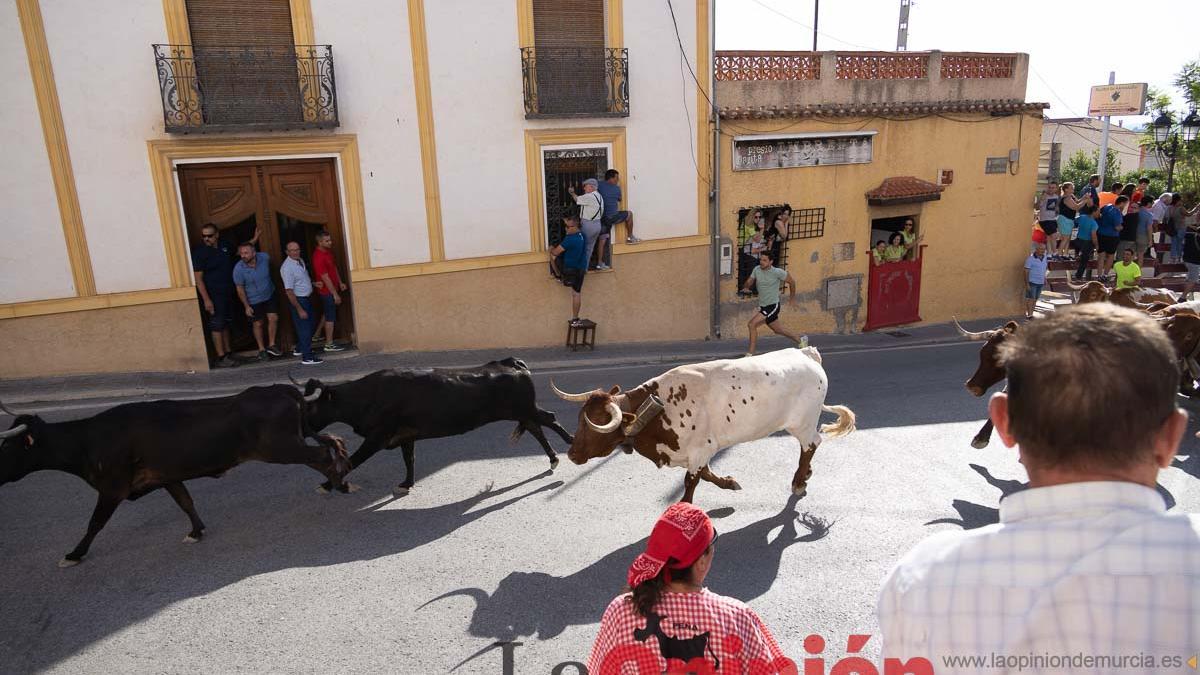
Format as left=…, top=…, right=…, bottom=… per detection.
left=318, top=434, right=388, bottom=492
left=165, top=483, right=206, bottom=543
left=395, top=440, right=417, bottom=494
left=62, top=493, right=123, bottom=567
left=971, top=419, right=995, bottom=449
left=523, top=421, right=560, bottom=470
left=681, top=471, right=702, bottom=503
left=698, top=465, right=742, bottom=491
left=537, top=408, right=575, bottom=444
left=792, top=443, right=817, bottom=498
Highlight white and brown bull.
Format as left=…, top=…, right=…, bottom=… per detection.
left=1064, top=279, right=1178, bottom=308
left=551, top=347, right=855, bottom=503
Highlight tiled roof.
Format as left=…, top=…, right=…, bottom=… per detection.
left=719, top=99, right=1048, bottom=119
left=865, top=176, right=945, bottom=203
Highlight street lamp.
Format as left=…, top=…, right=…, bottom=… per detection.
left=1150, top=110, right=1200, bottom=191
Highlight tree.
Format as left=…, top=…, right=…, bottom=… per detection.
left=1058, top=148, right=1119, bottom=191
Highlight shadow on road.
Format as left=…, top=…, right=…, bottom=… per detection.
left=421, top=495, right=830, bottom=670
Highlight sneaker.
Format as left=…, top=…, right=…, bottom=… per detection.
left=569, top=318, right=582, bottom=327
left=626, top=236, right=641, bottom=244
left=292, top=348, right=302, bottom=357
left=265, top=345, right=282, bottom=357
left=256, top=350, right=268, bottom=362
left=323, top=343, right=345, bottom=352
left=795, top=335, right=809, bottom=349
left=595, top=263, right=610, bottom=271
left=214, top=355, right=237, bottom=369
left=300, top=356, right=324, bottom=366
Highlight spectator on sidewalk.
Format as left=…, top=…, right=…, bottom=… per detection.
left=1072, top=203, right=1099, bottom=281
left=1183, top=218, right=1200, bottom=299
left=281, top=241, right=322, bottom=366
left=549, top=213, right=588, bottom=326
left=191, top=223, right=239, bottom=368
left=1115, top=198, right=1141, bottom=259
left=597, top=169, right=639, bottom=250
left=742, top=251, right=805, bottom=356
left=1113, top=247, right=1142, bottom=291
left=1130, top=175, right=1150, bottom=204
left=1035, top=180, right=1060, bottom=255
left=1097, top=181, right=1122, bottom=210
left=312, top=231, right=347, bottom=353
left=1168, top=193, right=1187, bottom=263
left=1023, top=242, right=1048, bottom=319
left=1078, top=174, right=1101, bottom=210
left=1096, top=195, right=1128, bottom=281
left=232, top=242, right=281, bottom=360
left=569, top=178, right=606, bottom=271
left=1136, top=195, right=1155, bottom=265
left=587, top=502, right=792, bottom=674
left=878, top=303, right=1197, bottom=671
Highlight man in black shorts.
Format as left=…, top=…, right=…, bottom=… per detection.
left=741, top=251, right=805, bottom=356
left=1097, top=195, right=1128, bottom=281
left=549, top=214, right=589, bottom=325
left=191, top=223, right=237, bottom=368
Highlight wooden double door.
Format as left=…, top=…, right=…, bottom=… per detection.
left=179, top=158, right=355, bottom=356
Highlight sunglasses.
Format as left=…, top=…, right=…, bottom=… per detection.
left=202, top=233, right=217, bottom=239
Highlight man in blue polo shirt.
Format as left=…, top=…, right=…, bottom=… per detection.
left=597, top=169, right=640, bottom=259
left=1096, top=195, right=1128, bottom=282
left=233, top=242, right=282, bottom=360
left=549, top=213, right=588, bottom=326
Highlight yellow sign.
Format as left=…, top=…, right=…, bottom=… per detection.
left=1088, top=83, right=1147, bottom=117
left=1188, top=654, right=1197, bottom=669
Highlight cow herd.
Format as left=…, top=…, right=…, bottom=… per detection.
left=0, top=348, right=855, bottom=568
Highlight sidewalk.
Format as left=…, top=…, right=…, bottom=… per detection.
left=0, top=318, right=999, bottom=406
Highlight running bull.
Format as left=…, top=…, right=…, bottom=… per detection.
left=0, top=386, right=350, bottom=567
left=552, top=347, right=855, bottom=503
left=298, top=357, right=573, bottom=494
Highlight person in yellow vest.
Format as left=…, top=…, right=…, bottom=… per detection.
left=872, top=240, right=888, bottom=266
left=1112, top=247, right=1142, bottom=290
left=885, top=232, right=910, bottom=262
left=900, top=219, right=925, bottom=259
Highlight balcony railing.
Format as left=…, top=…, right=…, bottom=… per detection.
left=153, top=44, right=339, bottom=133
left=520, top=47, right=628, bottom=119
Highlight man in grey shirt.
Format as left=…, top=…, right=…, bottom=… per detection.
left=280, top=241, right=322, bottom=365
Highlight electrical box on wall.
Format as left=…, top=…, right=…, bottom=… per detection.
left=719, top=237, right=733, bottom=276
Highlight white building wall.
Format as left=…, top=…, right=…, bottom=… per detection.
left=312, top=0, right=431, bottom=267
left=1042, top=119, right=1145, bottom=175
left=425, top=0, right=531, bottom=260
left=0, top=0, right=76, bottom=303
left=40, top=0, right=171, bottom=293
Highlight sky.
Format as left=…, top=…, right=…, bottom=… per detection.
left=715, top=0, right=1200, bottom=126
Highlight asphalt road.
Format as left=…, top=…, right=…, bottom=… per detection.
left=2, top=340, right=1199, bottom=674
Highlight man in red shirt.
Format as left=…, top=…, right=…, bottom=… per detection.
left=312, top=231, right=348, bottom=352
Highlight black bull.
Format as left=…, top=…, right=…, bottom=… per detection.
left=299, top=358, right=574, bottom=493
left=0, top=385, right=350, bottom=567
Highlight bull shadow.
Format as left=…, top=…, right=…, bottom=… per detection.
left=421, top=495, right=830, bottom=668
left=928, top=463, right=1178, bottom=530
left=0, top=469, right=561, bottom=673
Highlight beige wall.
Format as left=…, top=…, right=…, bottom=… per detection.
left=353, top=244, right=710, bottom=352
left=0, top=300, right=208, bottom=379
left=719, top=112, right=1043, bottom=340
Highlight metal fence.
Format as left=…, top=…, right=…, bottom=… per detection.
left=735, top=205, right=826, bottom=293
left=521, top=47, right=629, bottom=119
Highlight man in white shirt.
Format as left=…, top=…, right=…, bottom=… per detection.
left=280, top=241, right=322, bottom=365
left=878, top=303, right=1198, bottom=674
left=568, top=178, right=605, bottom=271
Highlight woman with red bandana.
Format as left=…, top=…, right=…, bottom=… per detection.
left=586, top=503, right=795, bottom=675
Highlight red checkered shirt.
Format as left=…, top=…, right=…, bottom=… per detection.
left=586, top=589, right=794, bottom=674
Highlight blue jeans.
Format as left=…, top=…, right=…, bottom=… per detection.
left=289, top=295, right=315, bottom=360
left=1172, top=232, right=1185, bottom=261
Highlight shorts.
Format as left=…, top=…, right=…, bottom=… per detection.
left=1038, top=220, right=1058, bottom=236
left=250, top=294, right=278, bottom=322
left=601, top=211, right=630, bottom=228
left=1098, top=235, right=1120, bottom=254
left=1135, top=234, right=1150, bottom=256
left=1187, top=262, right=1200, bottom=284
left=1025, top=283, right=1043, bottom=300
left=206, top=290, right=233, bottom=331
left=319, top=293, right=336, bottom=324
left=562, top=267, right=585, bottom=293
left=758, top=303, right=781, bottom=324
left=1056, top=215, right=1075, bottom=236
left=1115, top=239, right=1137, bottom=257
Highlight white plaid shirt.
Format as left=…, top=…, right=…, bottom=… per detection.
left=878, top=481, right=1200, bottom=674
left=587, top=589, right=789, bottom=674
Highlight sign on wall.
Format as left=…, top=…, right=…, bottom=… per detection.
left=732, top=131, right=877, bottom=171
left=1087, top=83, right=1147, bottom=117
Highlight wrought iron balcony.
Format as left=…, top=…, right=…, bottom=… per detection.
left=520, top=47, right=629, bottom=119
left=153, top=44, right=339, bottom=133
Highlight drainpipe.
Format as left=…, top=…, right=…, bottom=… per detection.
left=708, top=1, right=722, bottom=340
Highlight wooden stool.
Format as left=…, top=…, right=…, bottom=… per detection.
left=566, top=319, right=596, bottom=351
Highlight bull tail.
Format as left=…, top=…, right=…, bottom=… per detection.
left=819, top=404, right=856, bottom=437
left=509, top=422, right=525, bottom=445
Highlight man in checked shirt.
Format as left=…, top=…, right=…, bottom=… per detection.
left=878, top=303, right=1200, bottom=673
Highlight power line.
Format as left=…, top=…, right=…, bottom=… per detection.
left=744, top=0, right=887, bottom=51
left=665, top=0, right=711, bottom=187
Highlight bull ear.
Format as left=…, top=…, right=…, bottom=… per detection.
left=609, top=385, right=622, bottom=395
left=1003, top=321, right=1019, bottom=333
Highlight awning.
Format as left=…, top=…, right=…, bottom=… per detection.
left=865, top=176, right=945, bottom=206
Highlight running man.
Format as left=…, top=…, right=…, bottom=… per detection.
left=741, top=250, right=806, bottom=356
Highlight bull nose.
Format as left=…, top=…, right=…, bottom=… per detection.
left=568, top=453, right=587, bottom=465
left=965, top=383, right=984, bottom=397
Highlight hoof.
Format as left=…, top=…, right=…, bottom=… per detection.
left=58, top=557, right=81, bottom=568
left=729, top=480, right=743, bottom=491
left=315, top=484, right=330, bottom=494
left=183, top=533, right=202, bottom=544
left=338, top=482, right=361, bottom=494
left=393, top=485, right=412, bottom=497
left=550, top=456, right=560, bottom=471
left=791, top=485, right=808, bottom=498
left=970, top=438, right=990, bottom=449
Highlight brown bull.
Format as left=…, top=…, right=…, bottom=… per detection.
left=1065, top=279, right=1178, bottom=308
left=954, top=318, right=1019, bottom=449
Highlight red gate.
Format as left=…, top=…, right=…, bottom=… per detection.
left=864, top=251, right=924, bottom=331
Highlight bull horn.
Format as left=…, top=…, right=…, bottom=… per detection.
left=0, top=424, right=28, bottom=440
left=417, top=587, right=488, bottom=611
left=287, top=372, right=304, bottom=387
left=0, top=400, right=18, bottom=416
left=952, top=316, right=992, bottom=341
left=1064, top=276, right=1087, bottom=291
left=303, top=387, right=323, bottom=403
left=550, top=380, right=593, bottom=402
left=584, top=401, right=624, bottom=434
